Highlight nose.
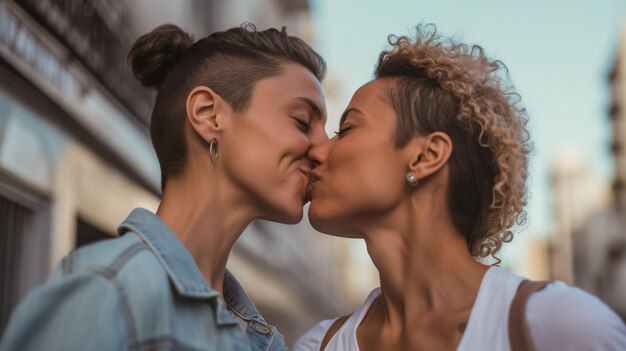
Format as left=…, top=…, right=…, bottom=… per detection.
left=307, top=134, right=331, bottom=168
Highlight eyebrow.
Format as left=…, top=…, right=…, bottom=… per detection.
left=339, top=107, right=364, bottom=127
left=295, top=97, right=323, bottom=119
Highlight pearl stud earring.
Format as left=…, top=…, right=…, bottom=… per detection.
left=406, top=171, right=419, bottom=187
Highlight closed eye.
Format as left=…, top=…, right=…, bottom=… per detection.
left=333, top=126, right=352, bottom=138
left=293, top=117, right=311, bottom=132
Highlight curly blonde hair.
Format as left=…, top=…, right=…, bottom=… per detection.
left=375, top=24, right=531, bottom=261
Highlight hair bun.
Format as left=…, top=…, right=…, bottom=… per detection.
left=128, top=24, right=194, bottom=88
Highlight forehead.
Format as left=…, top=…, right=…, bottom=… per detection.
left=249, top=63, right=326, bottom=115
left=347, top=79, right=395, bottom=118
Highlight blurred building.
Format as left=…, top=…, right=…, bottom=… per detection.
left=0, top=0, right=352, bottom=344
left=549, top=149, right=610, bottom=285
left=548, top=24, right=626, bottom=322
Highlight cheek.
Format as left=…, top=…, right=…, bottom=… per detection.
left=223, top=130, right=273, bottom=180
left=225, top=120, right=306, bottom=175
left=221, top=123, right=309, bottom=215
left=341, top=164, right=404, bottom=215
left=217, top=130, right=265, bottom=206
left=318, top=144, right=405, bottom=217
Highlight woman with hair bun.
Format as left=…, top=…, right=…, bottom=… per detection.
left=1, top=24, right=327, bottom=351
left=295, top=25, right=626, bottom=351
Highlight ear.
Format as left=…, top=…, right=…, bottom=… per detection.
left=406, top=132, right=453, bottom=181
left=185, top=86, right=232, bottom=143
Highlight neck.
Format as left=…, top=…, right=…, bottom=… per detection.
left=362, top=192, right=488, bottom=331
left=156, top=166, right=256, bottom=295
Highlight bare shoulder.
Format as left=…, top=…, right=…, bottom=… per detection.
left=526, top=281, right=626, bottom=349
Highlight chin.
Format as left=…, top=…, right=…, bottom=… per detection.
left=307, top=200, right=325, bottom=225
left=308, top=214, right=327, bottom=233
left=309, top=215, right=344, bottom=237
left=264, top=200, right=303, bottom=224
left=308, top=204, right=339, bottom=235
left=308, top=202, right=362, bottom=238
left=281, top=210, right=303, bottom=224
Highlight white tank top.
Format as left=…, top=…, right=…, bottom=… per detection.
left=294, top=267, right=626, bottom=351
left=294, top=287, right=380, bottom=351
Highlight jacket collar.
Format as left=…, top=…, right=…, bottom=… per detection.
left=223, top=269, right=265, bottom=322
left=117, top=208, right=266, bottom=324
left=117, top=208, right=219, bottom=300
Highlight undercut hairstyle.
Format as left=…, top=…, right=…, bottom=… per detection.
left=375, top=24, right=531, bottom=261
left=128, top=23, right=326, bottom=190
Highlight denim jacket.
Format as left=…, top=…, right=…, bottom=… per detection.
left=0, top=208, right=288, bottom=351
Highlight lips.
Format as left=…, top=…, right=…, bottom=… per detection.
left=295, top=168, right=310, bottom=201
left=309, top=170, right=321, bottom=183
left=304, top=170, right=321, bottom=202
left=298, top=169, right=311, bottom=183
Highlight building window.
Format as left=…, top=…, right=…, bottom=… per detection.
left=0, top=194, right=33, bottom=336
left=0, top=171, right=50, bottom=338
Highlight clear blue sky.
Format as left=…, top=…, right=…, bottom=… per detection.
left=310, top=1, right=626, bottom=261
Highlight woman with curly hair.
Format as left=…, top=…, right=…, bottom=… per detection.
left=295, top=25, right=626, bottom=351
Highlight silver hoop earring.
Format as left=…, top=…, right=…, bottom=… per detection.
left=209, top=139, right=218, bottom=165
left=406, top=171, right=419, bottom=187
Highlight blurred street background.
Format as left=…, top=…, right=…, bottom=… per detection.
left=0, top=0, right=625, bottom=346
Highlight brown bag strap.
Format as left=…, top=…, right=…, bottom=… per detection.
left=508, top=279, right=552, bottom=351
left=320, top=314, right=350, bottom=351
